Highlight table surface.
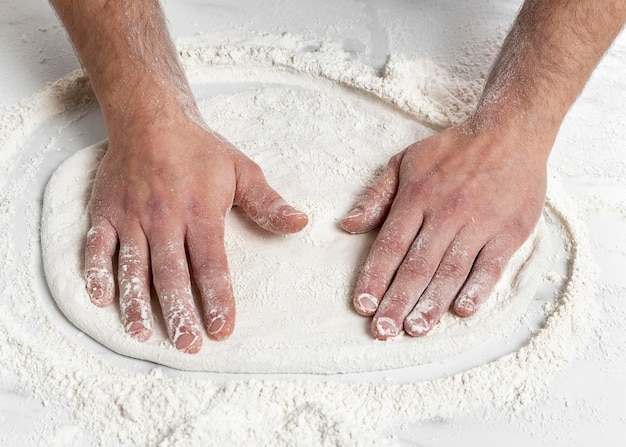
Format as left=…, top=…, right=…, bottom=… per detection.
left=1, top=1, right=625, bottom=445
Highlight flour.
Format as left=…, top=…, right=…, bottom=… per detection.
left=41, top=82, right=548, bottom=372
left=0, top=35, right=596, bottom=445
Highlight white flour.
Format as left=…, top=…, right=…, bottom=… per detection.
left=0, top=35, right=595, bottom=445
left=41, top=70, right=549, bottom=373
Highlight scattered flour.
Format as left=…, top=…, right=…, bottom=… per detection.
left=0, top=35, right=596, bottom=445
left=41, top=67, right=548, bottom=373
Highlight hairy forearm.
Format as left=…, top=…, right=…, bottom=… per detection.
left=473, top=0, right=626, bottom=148
left=49, top=0, right=197, bottom=138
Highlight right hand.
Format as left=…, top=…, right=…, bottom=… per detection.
left=341, top=121, right=548, bottom=340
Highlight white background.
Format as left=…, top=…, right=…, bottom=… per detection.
left=1, top=0, right=625, bottom=445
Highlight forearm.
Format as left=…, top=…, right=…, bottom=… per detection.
left=49, top=0, right=198, bottom=139
left=473, top=0, right=626, bottom=151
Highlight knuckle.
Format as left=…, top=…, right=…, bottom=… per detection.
left=151, top=247, right=187, bottom=279
left=372, top=235, right=406, bottom=260
left=363, top=181, right=390, bottom=203
left=390, top=293, right=412, bottom=309
left=85, top=223, right=112, bottom=248
left=441, top=190, right=466, bottom=216
left=399, top=254, right=432, bottom=280
left=187, top=200, right=226, bottom=222
left=146, top=193, right=172, bottom=217
left=379, top=291, right=412, bottom=312
left=508, top=215, right=536, bottom=241
left=238, top=159, right=264, bottom=184
left=187, top=200, right=205, bottom=219
left=241, top=156, right=262, bottom=174
left=436, top=259, right=466, bottom=281
left=416, top=298, right=444, bottom=318
left=507, top=215, right=528, bottom=234
left=478, top=257, right=506, bottom=279
left=85, top=224, right=103, bottom=243
left=357, top=268, right=390, bottom=292
left=402, top=181, right=425, bottom=201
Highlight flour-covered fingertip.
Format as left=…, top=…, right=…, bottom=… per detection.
left=174, top=331, right=202, bottom=354
left=404, top=313, right=430, bottom=336
left=354, top=292, right=379, bottom=315
left=85, top=267, right=114, bottom=306
left=126, top=321, right=152, bottom=342
left=373, top=317, right=399, bottom=339
left=453, top=295, right=477, bottom=317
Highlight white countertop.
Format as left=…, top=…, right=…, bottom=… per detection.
left=1, top=0, right=625, bottom=445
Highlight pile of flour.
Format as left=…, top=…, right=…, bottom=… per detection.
left=0, top=34, right=595, bottom=445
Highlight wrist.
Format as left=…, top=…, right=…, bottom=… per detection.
left=467, top=91, right=560, bottom=161
left=101, top=81, right=204, bottom=144
left=460, top=107, right=554, bottom=169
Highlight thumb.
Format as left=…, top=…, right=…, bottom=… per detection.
left=340, top=157, right=400, bottom=234
left=234, top=164, right=308, bottom=234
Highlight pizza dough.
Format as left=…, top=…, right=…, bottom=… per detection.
left=41, top=68, right=549, bottom=374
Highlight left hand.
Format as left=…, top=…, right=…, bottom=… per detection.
left=341, top=121, right=547, bottom=339
left=84, top=116, right=308, bottom=353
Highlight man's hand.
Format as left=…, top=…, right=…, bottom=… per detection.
left=50, top=0, right=625, bottom=347
left=342, top=0, right=625, bottom=339
left=49, top=0, right=309, bottom=353
left=341, top=123, right=546, bottom=339
left=84, top=117, right=307, bottom=353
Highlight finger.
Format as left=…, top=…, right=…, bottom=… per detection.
left=341, top=153, right=401, bottom=234
left=404, top=236, right=481, bottom=336
left=118, top=232, right=153, bottom=342
left=235, top=162, right=308, bottom=234
left=351, top=199, right=424, bottom=318
left=187, top=220, right=235, bottom=341
left=84, top=221, right=117, bottom=307
left=453, top=238, right=516, bottom=317
left=150, top=230, right=202, bottom=354
left=371, top=222, right=456, bottom=339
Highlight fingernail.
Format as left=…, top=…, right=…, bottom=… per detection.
left=88, top=285, right=103, bottom=304
left=85, top=268, right=113, bottom=306
left=282, top=208, right=307, bottom=218
left=344, top=208, right=362, bottom=220
left=355, top=293, right=379, bottom=314
left=405, top=314, right=429, bottom=336
left=126, top=322, right=151, bottom=342
left=375, top=317, right=399, bottom=338
left=272, top=199, right=304, bottom=217
left=207, top=315, right=225, bottom=336
left=456, top=296, right=475, bottom=314
left=175, top=332, right=201, bottom=354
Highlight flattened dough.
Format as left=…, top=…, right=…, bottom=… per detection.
left=41, top=72, right=548, bottom=373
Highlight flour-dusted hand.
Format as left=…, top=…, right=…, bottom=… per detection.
left=341, top=123, right=546, bottom=339
left=342, top=0, right=626, bottom=339
left=84, top=121, right=307, bottom=352
left=49, top=0, right=308, bottom=353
